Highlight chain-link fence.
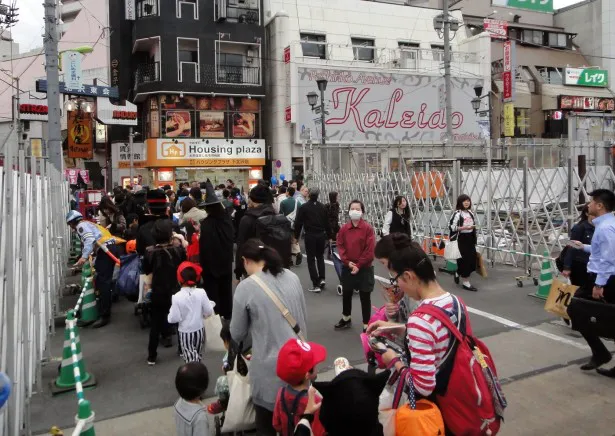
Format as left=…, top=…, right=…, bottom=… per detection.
left=0, top=146, right=70, bottom=436
left=311, top=140, right=615, bottom=272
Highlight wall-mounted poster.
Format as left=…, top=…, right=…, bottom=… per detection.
left=164, top=110, right=192, bottom=138
left=160, top=95, right=196, bottom=110
left=197, top=96, right=227, bottom=111
left=232, top=112, right=255, bottom=138
left=200, top=112, right=225, bottom=138
left=229, top=97, right=260, bottom=112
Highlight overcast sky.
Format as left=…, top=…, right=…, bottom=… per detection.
left=8, top=0, right=587, bottom=52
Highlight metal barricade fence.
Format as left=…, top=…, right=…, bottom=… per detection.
left=0, top=145, right=70, bottom=436
left=311, top=140, right=615, bottom=273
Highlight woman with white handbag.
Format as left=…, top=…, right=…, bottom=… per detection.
left=230, top=238, right=308, bottom=435
left=448, top=194, right=478, bottom=292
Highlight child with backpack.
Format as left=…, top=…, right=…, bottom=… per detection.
left=273, top=339, right=327, bottom=436
left=167, top=262, right=215, bottom=363
left=366, top=240, right=506, bottom=435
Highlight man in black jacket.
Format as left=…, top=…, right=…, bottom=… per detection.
left=294, top=187, right=331, bottom=293
left=136, top=189, right=173, bottom=256
left=234, top=184, right=276, bottom=279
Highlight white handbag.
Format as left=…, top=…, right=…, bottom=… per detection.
left=221, top=355, right=256, bottom=432
left=444, top=239, right=462, bottom=260
left=204, top=314, right=226, bottom=353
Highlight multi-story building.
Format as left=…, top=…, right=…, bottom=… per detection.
left=452, top=0, right=615, bottom=140
left=110, top=0, right=266, bottom=189
left=265, top=0, right=491, bottom=179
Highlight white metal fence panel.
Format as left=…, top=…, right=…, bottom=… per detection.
left=0, top=146, right=70, bottom=436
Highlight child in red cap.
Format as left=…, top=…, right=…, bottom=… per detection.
left=168, top=262, right=215, bottom=363
left=273, top=339, right=327, bottom=436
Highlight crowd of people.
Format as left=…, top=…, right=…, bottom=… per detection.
left=66, top=183, right=615, bottom=435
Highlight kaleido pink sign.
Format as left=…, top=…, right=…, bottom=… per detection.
left=296, top=67, right=483, bottom=143
left=65, top=169, right=90, bottom=184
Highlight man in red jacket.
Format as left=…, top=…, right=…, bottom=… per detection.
left=335, top=199, right=376, bottom=332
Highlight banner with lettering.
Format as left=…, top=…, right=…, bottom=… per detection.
left=67, top=111, right=93, bottom=159
left=64, top=169, right=90, bottom=184
left=296, top=67, right=484, bottom=143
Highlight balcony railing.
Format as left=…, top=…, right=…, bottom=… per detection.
left=136, top=0, right=158, bottom=18
left=216, top=65, right=260, bottom=85
left=134, top=62, right=160, bottom=86
left=226, top=5, right=259, bottom=24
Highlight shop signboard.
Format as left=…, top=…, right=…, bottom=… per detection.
left=503, top=103, right=515, bottom=137
left=295, top=66, right=483, bottom=142
left=564, top=68, right=608, bottom=88
left=492, top=0, right=553, bottom=13
left=19, top=97, right=49, bottom=121
left=146, top=138, right=266, bottom=167
left=112, top=141, right=147, bottom=169
left=503, top=40, right=516, bottom=102
left=559, top=95, right=615, bottom=111
left=483, top=19, right=508, bottom=40
left=96, top=97, right=138, bottom=126
left=67, top=111, right=93, bottom=159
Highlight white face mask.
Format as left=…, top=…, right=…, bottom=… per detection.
left=349, top=210, right=363, bottom=221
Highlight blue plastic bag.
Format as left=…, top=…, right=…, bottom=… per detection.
left=117, top=253, right=141, bottom=302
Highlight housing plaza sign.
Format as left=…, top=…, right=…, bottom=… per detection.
left=296, top=67, right=483, bottom=142
left=145, top=138, right=266, bottom=167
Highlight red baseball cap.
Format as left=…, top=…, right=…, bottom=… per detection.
left=277, top=339, right=327, bottom=386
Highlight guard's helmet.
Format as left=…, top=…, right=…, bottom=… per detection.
left=66, top=210, right=83, bottom=224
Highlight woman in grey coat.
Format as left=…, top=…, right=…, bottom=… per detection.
left=230, top=238, right=308, bottom=436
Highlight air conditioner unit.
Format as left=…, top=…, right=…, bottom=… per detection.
left=246, top=49, right=258, bottom=62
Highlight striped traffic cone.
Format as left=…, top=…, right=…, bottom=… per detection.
left=75, top=400, right=96, bottom=436
left=51, top=311, right=96, bottom=395
left=531, top=251, right=552, bottom=300
left=77, top=275, right=98, bottom=327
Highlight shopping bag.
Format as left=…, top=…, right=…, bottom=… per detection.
left=221, top=355, right=256, bottom=432
left=544, top=278, right=577, bottom=320
left=378, top=375, right=408, bottom=436
left=395, top=374, right=444, bottom=436
left=444, top=240, right=461, bottom=260
left=476, top=252, right=488, bottom=278
left=204, top=314, right=226, bottom=352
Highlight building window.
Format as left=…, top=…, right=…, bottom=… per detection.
left=431, top=45, right=444, bottom=61
left=177, top=0, right=198, bottom=19
left=300, top=33, right=327, bottom=59
left=216, top=42, right=261, bottom=85
left=136, top=0, right=158, bottom=18
left=177, top=38, right=199, bottom=82
left=515, top=109, right=530, bottom=137
left=224, top=0, right=259, bottom=24
left=398, top=41, right=419, bottom=68
left=537, top=66, right=563, bottom=85
left=522, top=30, right=544, bottom=46
left=351, top=38, right=375, bottom=62
left=548, top=32, right=568, bottom=48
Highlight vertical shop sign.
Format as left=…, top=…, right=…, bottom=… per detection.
left=503, top=40, right=516, bottom=103
left=503, top=103, right=515, bottom=137
left=68, top=111, right=93, bottom=158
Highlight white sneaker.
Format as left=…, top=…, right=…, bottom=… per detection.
left=307, top=286, right=322, bottom=293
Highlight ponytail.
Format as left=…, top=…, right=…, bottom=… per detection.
left=240, top=238, right=284, bottom=276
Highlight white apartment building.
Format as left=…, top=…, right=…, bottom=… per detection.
left=265, top=0, right=491, bottom=178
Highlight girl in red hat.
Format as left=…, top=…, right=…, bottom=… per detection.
left=168, top=262, right=215, bottom=363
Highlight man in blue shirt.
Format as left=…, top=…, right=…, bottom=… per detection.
left=569, top=189, right=615, bottom=376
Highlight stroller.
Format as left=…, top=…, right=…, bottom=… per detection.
left=330, top=243, right=359, bottom=296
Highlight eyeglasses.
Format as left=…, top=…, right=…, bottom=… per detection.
left=389, top=258, right=427, bottom=285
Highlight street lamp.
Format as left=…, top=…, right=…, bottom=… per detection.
left=306, top=78, right=328, bottom=145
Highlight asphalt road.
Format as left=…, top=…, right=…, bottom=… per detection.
left=31, top=253, right=615, bottom=434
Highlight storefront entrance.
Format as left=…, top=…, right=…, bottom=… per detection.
left=176, top=167, right=250, bottom=190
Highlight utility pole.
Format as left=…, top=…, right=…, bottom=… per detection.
left=14, top=76, right=23, bottom=150
left=128, top=127, right=134, bottom=186
left=442, top=0, right=454, bottom=144
left=44, top=0, right=63, bottom=173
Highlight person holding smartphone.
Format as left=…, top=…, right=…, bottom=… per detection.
left=568, top=189, right=615, bottom=377
left=449, top=194, right=478, bottom=291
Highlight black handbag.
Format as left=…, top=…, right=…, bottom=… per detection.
left=568, top=296, right=615, bottom=340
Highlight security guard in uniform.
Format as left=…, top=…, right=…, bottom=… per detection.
left=67, top=210, right=119, bottom=328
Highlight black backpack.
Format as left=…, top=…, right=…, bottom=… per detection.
left=256, top=214, right=292, bottom=268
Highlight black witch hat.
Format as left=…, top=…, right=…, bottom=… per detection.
left=198, top=181, right=221, bottom=207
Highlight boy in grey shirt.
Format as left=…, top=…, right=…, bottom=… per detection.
left=174, top=362, right=210, bottom=436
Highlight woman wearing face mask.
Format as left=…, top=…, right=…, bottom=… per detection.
left=230, top=239, right=308, bottom=436
left=382, top=196, right=411, bottom=238
left=335, top=200, right=376, bottom=332
left=449, top=194, right=478, bottom=292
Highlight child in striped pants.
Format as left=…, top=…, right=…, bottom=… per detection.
left=168, top=262, right=215, bottom=363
